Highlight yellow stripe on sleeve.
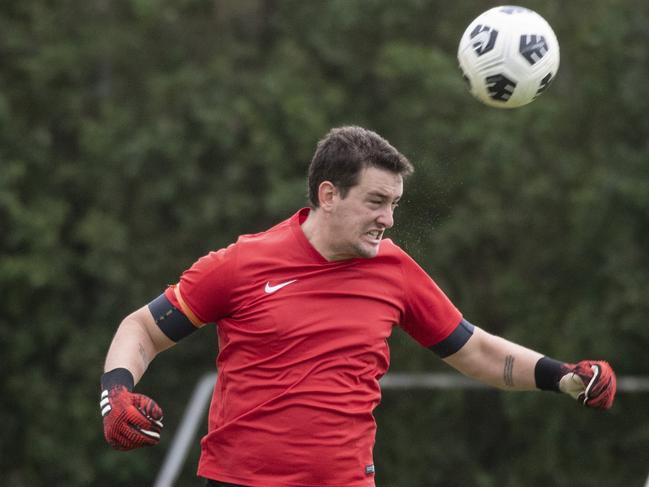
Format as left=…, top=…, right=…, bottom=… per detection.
left=173, top=284, right=204, bottom=328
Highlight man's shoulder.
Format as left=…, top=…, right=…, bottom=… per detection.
left=235, top=214, right=296, bottom=250
left=378, top=238, right=409, bottom=259
left=376, top=239, right=425, bottom=273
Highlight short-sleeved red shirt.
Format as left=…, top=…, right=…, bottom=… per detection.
left=166, top=208, right=462, bottom=487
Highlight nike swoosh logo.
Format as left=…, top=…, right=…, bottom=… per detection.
left=264, top=279, right=297, bottom=294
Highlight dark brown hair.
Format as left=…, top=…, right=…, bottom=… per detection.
left=307, top=126, right=414, bottom=207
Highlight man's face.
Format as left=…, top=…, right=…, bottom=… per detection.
left=328, top=166, right=403, bottom=259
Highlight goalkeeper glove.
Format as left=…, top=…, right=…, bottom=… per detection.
left=100, top=368, right=164, bottom=450
left=558, top=360, right=617, bottom=409
left=536, top=357, right=617, bottom=410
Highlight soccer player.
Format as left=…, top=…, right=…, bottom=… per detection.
left=99, top=126, right=616, bottom=487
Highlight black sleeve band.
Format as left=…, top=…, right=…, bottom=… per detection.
left=428, top=318, right=475, bottom=358
left=534, top=356, right=564, bottom=392
left=148, top=293, right=198, bottom=342
left=101, top=367, right=135, bottom=391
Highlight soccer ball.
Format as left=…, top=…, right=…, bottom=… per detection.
left=457, top=6, right=560, bottom=108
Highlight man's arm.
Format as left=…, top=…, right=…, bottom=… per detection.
left=442, top=326, right=542, bottom=390
left=104, top=305, right=176, bottom=382
left=442, top=324, right=617, bottom=409
left=100, top=293, right=202, bottom=450
left=99, top=306, right=176, bottom=451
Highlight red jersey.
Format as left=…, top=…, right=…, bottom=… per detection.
left=166, top=208, right=462, bottom=487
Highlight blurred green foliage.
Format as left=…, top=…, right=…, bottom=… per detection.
left=1, top=0, right=648, bottom=485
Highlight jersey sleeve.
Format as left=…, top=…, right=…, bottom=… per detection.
left=398, top=251, right=463, bottom=348
left=164, top=242, right=238, bottom=325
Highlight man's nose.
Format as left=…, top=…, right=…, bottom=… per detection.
left=376, top=206, right=394, bottom=229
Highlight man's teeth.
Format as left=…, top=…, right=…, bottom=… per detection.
left=368, top=231, right=381, bottom=238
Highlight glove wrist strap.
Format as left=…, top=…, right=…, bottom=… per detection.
left=101, top=367, right=135, bottom=391
left=534, top=356, right=564, bottom=392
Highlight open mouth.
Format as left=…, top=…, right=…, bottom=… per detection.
left=366, top=230, right=383, bottom=242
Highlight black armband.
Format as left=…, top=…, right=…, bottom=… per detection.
left=101, top=367, right=135, bottom=391
left=428, top=318, right=475, bottom=358
left=534, top=356, right=564, bottom=392
left=148, top=293, right=198, bottom=342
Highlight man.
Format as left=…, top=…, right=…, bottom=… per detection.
left=100, top=126, right=616, bottom=487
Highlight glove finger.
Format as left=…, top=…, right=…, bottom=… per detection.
left=573, top=363, right=596, bottom=385
left=133, top=394, right=164, bottom=422
left=121, top=418, right=161, bottom=446
left=108, top=430, right=138, bottom=451
left=587, top=376, right=608, bottom=401
left=585, top=376, right=615, bottom=409
left=137, top=425, right=162, bottom=441
left=125, top=394, right=164, bottom=430
left=584, top=362, right=616, bottom=406
left=126, top=405, right=164, bottom=434
left=107, top=422, right=158, bottom=450
left=133, top=409, right=164, bottom=430
left=128, top=426, right=160, bottom=446
left=581, top=364, right=601, bottom=402
left=139, top=410, right=164, bottom=431
left=115, top=430, right=158, bottom=449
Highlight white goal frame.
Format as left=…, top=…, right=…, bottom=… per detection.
left=153, top=372, right=649, bottom=487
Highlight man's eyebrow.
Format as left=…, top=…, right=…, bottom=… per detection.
left=367, top=191, right=401, bottom=202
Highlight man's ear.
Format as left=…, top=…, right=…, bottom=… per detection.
left=318, top=181, right=338, bottom=211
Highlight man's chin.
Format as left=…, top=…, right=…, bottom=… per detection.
left=355, top=242, right=380, bottom=259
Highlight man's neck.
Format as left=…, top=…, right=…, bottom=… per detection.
left=300, top=208, right=335, bottom=261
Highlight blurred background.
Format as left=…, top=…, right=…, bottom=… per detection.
left=1, top=0, right=648, bottom=485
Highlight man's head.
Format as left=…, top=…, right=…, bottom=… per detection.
left=304, top=126, right=414, bottom=260
left=307, top=126, right=414, bottom=208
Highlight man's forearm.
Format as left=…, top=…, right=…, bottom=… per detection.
left=443, top=327, right=543, bottom=390
left=104, top=317, right=154, bottom=384
left=104, top=306, right=175, bottom=384
left=474, top=332, right=543, bottom=390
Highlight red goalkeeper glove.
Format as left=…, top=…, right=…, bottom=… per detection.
left=100, top=368, right=164, bottom=450
left=558, top=360, right=617, bottom=410
left=536, top=357, right=617, bottom=410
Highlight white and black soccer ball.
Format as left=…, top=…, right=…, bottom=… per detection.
left=457, top=5, right=560, bottom=108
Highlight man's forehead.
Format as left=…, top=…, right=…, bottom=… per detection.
left=357, top=167, right=403, bottom=196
